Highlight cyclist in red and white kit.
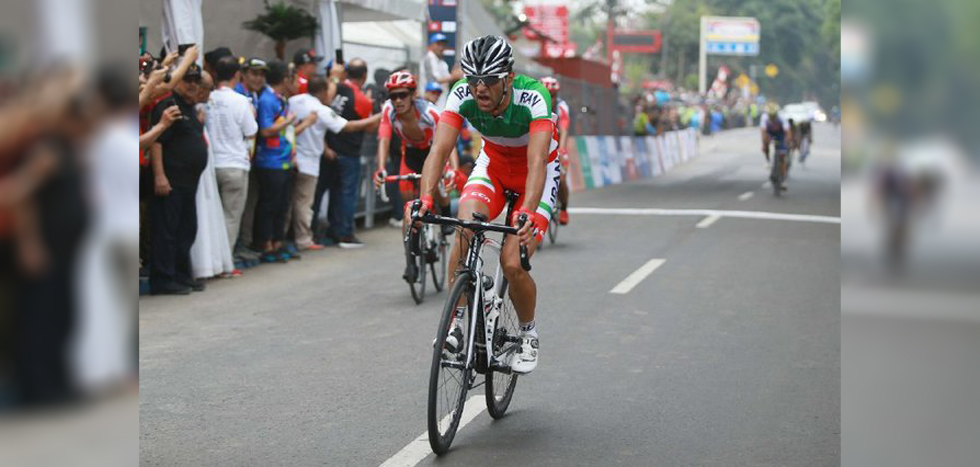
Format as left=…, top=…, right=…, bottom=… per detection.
left=540, top=77, right=571, bottom=225
left=373, top=71, right=460, bottom=282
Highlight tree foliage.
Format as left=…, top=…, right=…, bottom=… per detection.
left=243, top=1, right=318, bottom=59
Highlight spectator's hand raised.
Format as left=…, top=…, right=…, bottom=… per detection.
left=161, top=51, right=180, bottom=67
left=160, top=105, right=182, bottom=128
left=182, top=45, right=200, bottom=64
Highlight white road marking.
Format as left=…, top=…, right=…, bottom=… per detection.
left=379, top=395, right=486, bottom=467
left=695, top=214, right=721, bottom=229
left=738, top=191, right=755, bottom=201
left=567, top=207, right=840, bottom=225
left=610, top=258, right=667, bottom=294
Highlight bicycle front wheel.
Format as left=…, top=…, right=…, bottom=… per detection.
left=485, top=279, right=520, bottom=419
left=409, top=228, right=427, bottom=305
left=431, top=229, right=447, bottom=292
left=428, top=272, right=474, bottom=455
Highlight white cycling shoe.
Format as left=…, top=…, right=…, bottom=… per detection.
left=510, top=332, right=539, bottom=374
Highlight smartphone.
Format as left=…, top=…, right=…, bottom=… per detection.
left=334, top=49, right=344, bottom=67
left=178, top=43, right=195, bottom=56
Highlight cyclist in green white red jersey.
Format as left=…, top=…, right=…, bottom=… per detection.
left=411, top=36, right=560, bottom=374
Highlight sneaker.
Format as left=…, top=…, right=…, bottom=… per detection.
left=388, top=217, right=403, bottom=228
left=260, top=252, right=280, bottom=263
left=303, top=244, right=326, bottom=251
left=444, top=322, right=464, bottom=354
left=150, top=281, right=192, bottom=296
left=315, top=236, right=339, bottom=247
left=179, top=278, right=206, bottom=292
left=558, top=210, right=569, bottom=225
left=338, top=236, right=364, bottom=249
left=284, top=244, right=301, bottom=260
left=510, top=332, right=539, bottom=374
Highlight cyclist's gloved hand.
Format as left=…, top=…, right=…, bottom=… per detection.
left=453, top=169, right=467, bottom=192
left=406, top=194, right=435, bottom=231
left=373, top=169, right=386, bottom=188
left=511, top=207, right=543, bottom=246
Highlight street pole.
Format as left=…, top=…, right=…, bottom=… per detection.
left=698, top=16, right=707, bottom=95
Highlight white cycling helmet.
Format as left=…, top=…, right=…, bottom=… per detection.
left=459, top=35, right=514, bottom=77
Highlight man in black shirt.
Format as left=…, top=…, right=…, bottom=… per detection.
left=148, top=65, right=208, bottom=295
left=321, top=58, right=374, bottom=248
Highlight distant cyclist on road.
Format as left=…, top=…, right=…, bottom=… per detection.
left=760, top=103, right=793, bottom=190
left=540, top=76, right=571, bottom=225
left=372, top=71, right=459, bottom=283
left=411, top=36, right=561, bottom=374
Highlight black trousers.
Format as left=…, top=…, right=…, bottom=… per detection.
left=254, top=168, right=291, bottom=245
left=312, top=157, right=340, bottom=237
left=150, top=184, right=198, bottom=286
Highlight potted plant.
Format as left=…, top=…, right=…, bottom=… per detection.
left=243, top=1, right=318, bottom=60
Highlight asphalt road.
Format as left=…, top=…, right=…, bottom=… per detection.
left=140, top=125, right=841, bottom=466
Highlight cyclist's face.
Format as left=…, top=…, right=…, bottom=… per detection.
left=389, top=88, right=414, bottom=114
left=469, top=73, right=512, bottom=112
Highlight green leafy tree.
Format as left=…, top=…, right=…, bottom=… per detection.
left=243, top=1, right=318, bottom=60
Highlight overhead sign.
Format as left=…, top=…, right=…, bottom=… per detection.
left=610, top=30, right=662, bottom=54
left=523, top=5, right=569, bottom=44
left=703, top=16, right=760, bottom=56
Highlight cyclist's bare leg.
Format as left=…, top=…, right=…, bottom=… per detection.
left=501, top=232, right=537, bottom=324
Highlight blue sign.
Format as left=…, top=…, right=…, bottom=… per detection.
left=706, top=41, right=759, bottom=56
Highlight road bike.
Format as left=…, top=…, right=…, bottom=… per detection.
left=410, top=191, right=531, bottom=455
left=378, top=173, right=448, bottom=304
left=770, top=141, right=790, bottom=196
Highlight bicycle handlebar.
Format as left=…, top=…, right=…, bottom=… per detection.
left=410, top=204, right=531, bottom=272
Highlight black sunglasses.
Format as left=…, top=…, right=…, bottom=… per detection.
left=389, top=91, right=412, bottom=101
left=466, top=74, right=506, bottom=88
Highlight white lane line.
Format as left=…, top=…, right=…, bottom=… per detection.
left=379, top=395, right=486, bottom=467
left=738, top=191, right=755, bottom=201
left=610, top=258, right=666, bottom=294
left=695, top=214, right=721, bottom=229
left=567, top=207, right=840, bottom=225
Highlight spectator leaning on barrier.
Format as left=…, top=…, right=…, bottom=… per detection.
left=207, top=56, right=258, bottom=255
left=323, top=58, right=374, bottom=249
left=148, top=63, right=209, bottom=295
left=253, top=60, right=316, bottom=263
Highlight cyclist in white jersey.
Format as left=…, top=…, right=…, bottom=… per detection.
left=411, top=36, right=560, bottom=374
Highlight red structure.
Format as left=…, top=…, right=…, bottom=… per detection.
left=534, top=57, right=614, bottom=88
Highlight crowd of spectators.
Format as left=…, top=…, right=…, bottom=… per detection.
left=139, top=43, right=394, bottom=296
left=630, top=88, right=761, bottom=137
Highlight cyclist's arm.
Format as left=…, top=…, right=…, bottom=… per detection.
left=558, top=127, right=568, bottom=153
left=421, top=121, right=460, bottom=198
left=522, top=128, right=552, bottom=213
left=376, top=136, right=390, bottom=173
left=449, top=147, right=460, bottom=171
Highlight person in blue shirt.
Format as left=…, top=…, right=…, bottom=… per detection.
left=234, top=58, right=269, bottom=107
left=253, top=60, right=317, bottom=262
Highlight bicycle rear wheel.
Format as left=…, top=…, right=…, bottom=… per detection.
left=547, top=211, right=559, bottom=245
left=409, top=228, right=427, bottom=304
left=427, top=272, right=474, bottom=455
